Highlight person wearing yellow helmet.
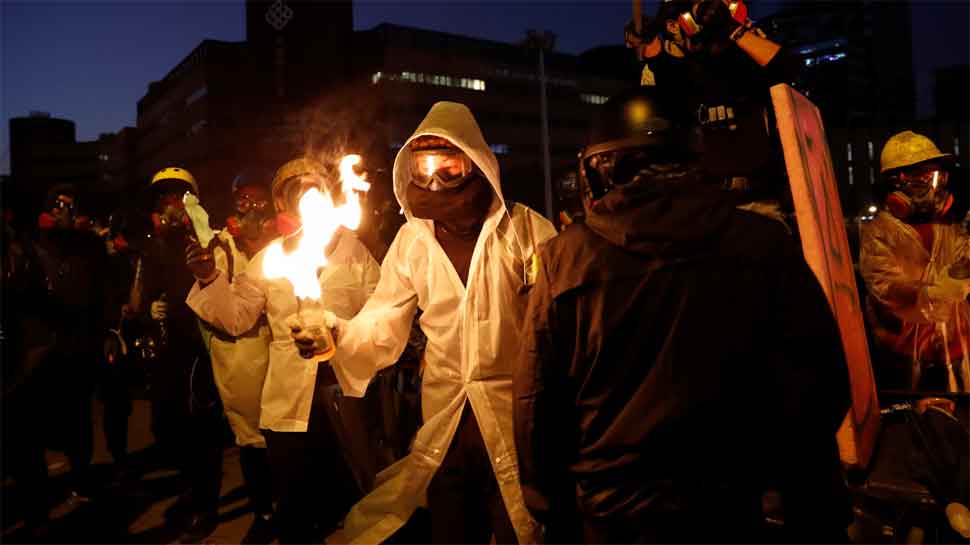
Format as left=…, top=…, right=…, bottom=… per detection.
left=136, top=165, right=226, bottom=542
left=859, top=131, right=970, bottom=392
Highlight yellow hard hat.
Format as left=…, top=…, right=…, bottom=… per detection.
left=879, top=131, right=953, bottom=174
left=271, top=157, right=327, bottom=201
left=151, top=166, right=198, bottom=195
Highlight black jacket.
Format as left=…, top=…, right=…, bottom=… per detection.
left=514, top=180, right=852, bottom=542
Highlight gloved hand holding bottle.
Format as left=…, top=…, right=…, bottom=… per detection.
left=185, top=240, right=219, bottom=284
left=150, top=297, right=168, bottom=321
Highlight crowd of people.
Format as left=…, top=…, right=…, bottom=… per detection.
left=2, top=0, right=968, bottom=544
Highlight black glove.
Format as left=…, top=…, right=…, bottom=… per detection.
left=692, top=0, right=742, bottom=41
left=185, top=240, right=217, bottom=283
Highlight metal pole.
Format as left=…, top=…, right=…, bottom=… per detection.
left=538, top=47, right=553, bottom=220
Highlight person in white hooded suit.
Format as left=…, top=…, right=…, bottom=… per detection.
left=326, top=102, right=556, bottom=544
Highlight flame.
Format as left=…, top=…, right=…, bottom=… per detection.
left=263, top=154, right=370, bottom=300
left=424, top=154, right=437, bottom=177
left=932, top=170, right=939, bottom=189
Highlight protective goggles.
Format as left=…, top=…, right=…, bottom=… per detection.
left=409, top=149, right=476, bottom=191
left=53, top=197, right=76, bottom=212
left=235, top=193, right=270, bottom=213
left=891, top=168, right=949, bottom=194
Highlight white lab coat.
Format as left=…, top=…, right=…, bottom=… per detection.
left=328, top=102, right=557, bottom=544
left=197, top=230, right=272, bottom=447
left=187, top=228, right=380, bottom=432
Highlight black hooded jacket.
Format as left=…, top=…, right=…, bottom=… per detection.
left=514, top=180, right=852, bottom=541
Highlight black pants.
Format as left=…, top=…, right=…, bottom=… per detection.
left=427, top=402, right=517, bottom=545
left=239, top=446, right=274, bottom=516
left=148, top=348, right=224, bottom=513
left=264, top=369, right=362, bottom=544
left=3, top=382, right=51, bottom=525
left=41, top=353, right=95, bottom=491
left=100, top=359, right=132, bottom=463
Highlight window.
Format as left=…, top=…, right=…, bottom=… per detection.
left=580, top=93, right=608, bottom=105
left=846, top=143, right=853, bottom=162
left=490, top=144, right=510, bottom=155
left=848, top=165, right=854, bottom=186
left=867, top=141, right=874, bottom=160
left=371, top=71, right=486, bottom=91
left=868, top=166, right=875, bottom=185
left=955, top=136, right=961, bottom=157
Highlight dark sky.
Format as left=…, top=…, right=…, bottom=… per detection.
left=2, top=1, right=967, bottom=175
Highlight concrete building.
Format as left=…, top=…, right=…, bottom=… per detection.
left=130, top=0, right=628, bottom=224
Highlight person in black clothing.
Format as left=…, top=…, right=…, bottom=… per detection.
left=625, top=0, right=800, bottom=209
left=29, top=184, right=111, bottom=503
left=2, top=206, right=57, bottom=535
left=136, top=167, right=225, bottom=543
left=513, top=87, right=853, bottom=543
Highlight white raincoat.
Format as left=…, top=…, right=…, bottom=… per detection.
left=860, top=211, right=970, bottom=391
left=197, top=230, right=272, bottom=447
left=187, top=228, right=380, bottom=431
left=328, top=102, right=557, bottom=544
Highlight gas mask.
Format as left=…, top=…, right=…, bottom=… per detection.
left=885, top=166, right=953, bottom=222
left=227, top=188, right=274, bottom=241
left=152, top=191, right=191, bottom=238
left=38, top=194, right=93, bottom=231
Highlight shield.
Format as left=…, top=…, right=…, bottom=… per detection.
left=770, top=84, right=880, bottom=469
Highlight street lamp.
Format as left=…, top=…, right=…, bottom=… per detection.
left=523, top=29, right=556, bottom=221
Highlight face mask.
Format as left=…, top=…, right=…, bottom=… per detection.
left=228, top=209, right=275, bottom=240
left=407, top=174, right=493, bottom=236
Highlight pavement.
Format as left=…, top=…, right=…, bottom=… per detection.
left=1, top=396, right=262, bottom=545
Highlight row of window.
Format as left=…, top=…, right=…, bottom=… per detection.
left=372, top=71, right=609, bottom=107
left=372, top=71, right=486, bottom=91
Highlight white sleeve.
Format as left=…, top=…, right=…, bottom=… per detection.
left=186, top=264, right=267, bottom=337
left=330, top=229, right=419, bottom=397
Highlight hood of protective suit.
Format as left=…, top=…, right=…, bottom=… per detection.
left=392, top=102, right=504, bottom=226
left=585, top=177, right=733, bottom=257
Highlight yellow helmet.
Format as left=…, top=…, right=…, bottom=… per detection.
left=879, top=131, right=953, bottom=174
left=271, top=157, right=326, bottom=201
left=151, top=166, right=198, bottom=195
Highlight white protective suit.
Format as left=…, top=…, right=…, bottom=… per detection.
left=187, top=228, right=380, bottom=432
left=197, top=230, right=271, bottom=447
left=327, top=102, right=557, bottom=544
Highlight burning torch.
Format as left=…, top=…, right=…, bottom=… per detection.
left=263, top=154, right=371, bottom=362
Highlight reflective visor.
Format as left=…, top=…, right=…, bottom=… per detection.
left=409, top=149, right=475, bottom=190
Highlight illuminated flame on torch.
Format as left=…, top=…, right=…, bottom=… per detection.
left=263, top=154, right=370, bottom=300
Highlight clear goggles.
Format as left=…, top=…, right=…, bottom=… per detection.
left=409, top=149, right=475, bottom=190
